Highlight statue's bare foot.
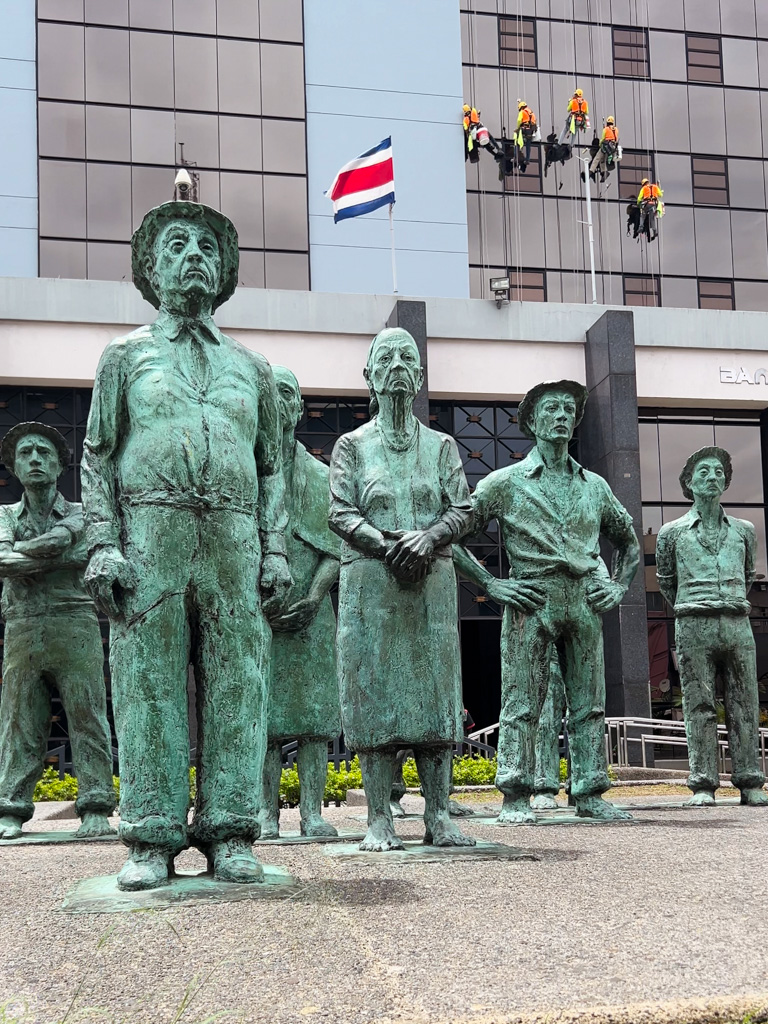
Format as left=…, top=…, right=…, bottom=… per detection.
left=448, top=798, right=475, bottom=818
left=301, top=816, right=339, bottom=838
left=256, top=812, right=280, bottom=840
left=209, top=839, right=264, bottom=883
left=75, top=812, right=116, bottom=838
left=0, top=815, right=23, bottom=840
left=575, top=795, right=633, bottom=820
left=496, top=795, right=536, bottom=825
left=117, top=845, right=171, bottom=891
left=359, top=817, right=404, bottom=852
left=424, top=814, right=476, bottom=847
left=685, top=790, right=716, bottom=807
left=390, top=799, right=407, bottom=819
left=531, top=793, right=558, bottom=811
left=740, top=787, right=768, bottom=806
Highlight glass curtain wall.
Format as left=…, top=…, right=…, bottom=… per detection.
left=36, top=0, right=309, bottom=289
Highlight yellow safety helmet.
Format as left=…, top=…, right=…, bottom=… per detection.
left=640, top=178, right=649, bottom=185
left=463, top=104, right=471, bottom=113
left=575, top=88, right=583, bottom=97
left=518, top=99, right=527, bottom=109
left=606, top=116, right=615, bottom=124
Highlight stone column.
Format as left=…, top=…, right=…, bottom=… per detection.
left=387, top=299, right=429, bottom=425
left=579, top=310, right=652, bottom=761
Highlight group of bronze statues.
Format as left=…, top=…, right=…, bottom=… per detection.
left=0, top=199, right=765, bottom=892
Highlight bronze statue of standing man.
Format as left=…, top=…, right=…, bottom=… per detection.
left=329, top=327, right=475, bottom=851
left=82, top=201, right=291, bottom=889
left=656, top=447, right=768, bottom=806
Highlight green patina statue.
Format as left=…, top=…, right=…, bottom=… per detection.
left=454, top=380, right=640, bottom=823
left=259, top=366, right=341, bottom=840
left=0, top=423, right=115, bottom=840
left=531, top=660, right=567, bottom=811
left=656, top=447, right=768, bottom=807
left=329, top=327, right=475, bottom=851
left=81, top=201, right=292, bottom=890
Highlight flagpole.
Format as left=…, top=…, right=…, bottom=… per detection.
left=389, top=203, right=398, bottom=294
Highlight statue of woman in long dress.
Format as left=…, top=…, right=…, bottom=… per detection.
left=329, top=327, right=476, bottom=851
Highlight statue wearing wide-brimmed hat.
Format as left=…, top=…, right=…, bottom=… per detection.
left=656, top=446, right=768, bottom=807
left=81, top=200, right=292, bottom=889
left=0, top=422, right=115, bottom=840
left=454, top=379, right=640, bottom=823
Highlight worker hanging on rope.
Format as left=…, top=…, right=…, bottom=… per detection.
left=584, top=117, right=620, bottom=184
left=463, top=104, right=481, bottom=163
left=628, top=178, right=664, bottom=242
left=558, top=88, right=590, bottom=146
left=514, top=99, right=539, bottom=173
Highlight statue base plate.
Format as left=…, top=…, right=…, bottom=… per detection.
left=471, top=814, right=637, bottom=827
left=0, top=830, right=118, bottom=846
left=322, top=838, right=538, bottom=864
left=60, top=865, right=300, bottom=914
left=254, top=829, right=364, bottom=846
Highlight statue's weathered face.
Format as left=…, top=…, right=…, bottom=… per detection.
left=14, top=433, right=61, bottom=487
left=689, top=455, right=726, bottom=501
left=365, top=335, right=423, bottom=400
left=152, top=220, right=221, bottom=309
left=531, top=390, right=577, bottom=444
left=273, top=370, right=303, bottom=434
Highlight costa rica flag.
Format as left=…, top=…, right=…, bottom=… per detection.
left=326, top=137, right=395, bottom=223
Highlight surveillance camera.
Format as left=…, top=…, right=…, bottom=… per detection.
left=174, top=167, right=193, bottom=192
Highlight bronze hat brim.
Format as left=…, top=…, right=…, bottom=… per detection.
left=1, top=421, right=71, bottom=476
left=679, top=445, right=732, bottom=501
left=131, top=201, right=239, bottom=312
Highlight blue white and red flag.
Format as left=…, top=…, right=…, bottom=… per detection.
left=326, top=137, right=395, bottom=223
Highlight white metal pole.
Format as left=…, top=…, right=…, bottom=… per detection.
left=389, top=202, right=398, bottom=294
left=581, top=155, right=598, bottom=305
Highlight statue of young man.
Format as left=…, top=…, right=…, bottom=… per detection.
left=454, top=380, right=640, bottom=823
left=259, top=366, right=341, bottom=840
left=0, top=423, right=115, bottom=840
left=81, top=201, right=292, bottom=890
left=656, top=447, right=768, bottom=807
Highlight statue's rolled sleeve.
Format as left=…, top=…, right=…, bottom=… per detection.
left=329, top=435, right=365, bottom=542
left=255, top=362, right=288, bottom=557
left=81, top=342, right=125, bottom=553
left=0, top=506, right=14, bottom=547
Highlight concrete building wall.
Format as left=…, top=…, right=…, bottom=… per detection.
left=0, top=0, right=37, bottom=277
left=303, top=0, right=470, bottom=298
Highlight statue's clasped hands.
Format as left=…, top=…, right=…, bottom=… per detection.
left=586, top=577, right=626, bottom=613
left=384, top=529, right=440, bottom=583
left=260, top=553, right=293, bottom=619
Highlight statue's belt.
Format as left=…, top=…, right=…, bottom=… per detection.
left=121, top=492, right=258, bottom=517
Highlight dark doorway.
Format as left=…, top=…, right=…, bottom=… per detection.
left=460, top=619, right=502, bottom=736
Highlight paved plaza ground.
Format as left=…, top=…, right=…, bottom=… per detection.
left=2, top=789, right=768, bottom=1024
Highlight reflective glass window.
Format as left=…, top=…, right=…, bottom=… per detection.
left=263, top=174, right=308, bottom=250
left=86, top=163, right=132, bottom=240
left=129, top=31, right=175, bottom=108
left=265, top=251, right=309, bottom=291
left=174, top=112, right=220, bottom=169
left=131, top=108, right=176, bottom=166
left=217, top=40, right=261, bottom=116
left=217, top=115, right=261, bottom=172
left=698, top=279, right=734, bottom=310
left=220, top=172, right=264, bottom=248
left=260, top=43, right=305, bottom=118
left=174, top=35, right=218, bottom=112
left=39, top=239, right=87, bottom=279
left=172, top=0, right=216, bottom=35
left=720, top=0, right=756, bottom=37
left=715, top=425, right=764, bottom=504
left=38, top=23, right=85, bottom=101
left=648, top=30, right=686, bottom=79
left=721, top=37, right=759, bottom=89
left=196, top=170, right=221, bottom=211
left=38, top=101, right=85, bottom=159
left=503, top=143, right=542, bottom=194
left=617, top=151, right=654, bottom=201
left=658, top=421, right=715, bottom=500
left=686, top=33, right=722, bottom=84
left=734, top=281, right=768, bottom=311
left=692, top=156, right=728, bottom=206
left=216, top=0, right=260, bottom=38
left=731, top=211, right=768, bottom=281
left=85, top=27, right=130, bottom=104
left=507, top=269, right=546, bottom=301
left=646, top=0, right=684, bottom=30
left=660, top=277, right=698, bottom=309
left=638, top=421, right=661, bottom=501
left=723, top=507, right=768, bottom=579
left=129, top=0, right=173, bottom=30
left=86, top=104, right=131, bottom=161
left=85, top=0, right=129, bottom=26
left=132, top=166, right=174, bottom=230
left=613, top=27, right=648, bottom=77
left=259, top=0, right=304, bottom=43
left=86, top=241, right=132, bottom=281
left=623, top=275, right=659, bottom=306
left=695, top=209, right=733, bottom=277
left=261, top=119, right=305, bottom=175
left=499, top=17, right=536, bottom=67
left=238, top=250, right=265, bottom=288
left=38, top=0, right=84, bottom=20
left=728, top=159, right=765, bottom=210
left=39, top=160, right=87, bottom=238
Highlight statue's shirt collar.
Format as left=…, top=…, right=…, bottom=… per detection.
left=16, top=490, right=69, bottom=521
left=522, top=446, right=586, bottom=479
left=154, top=309, right=222, bottom=345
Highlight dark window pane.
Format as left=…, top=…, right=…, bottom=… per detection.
left=504, top=144, right=542, bottom=194
left=86, top=104, right=131, bottom=161
left=38, top=23, right=85, bottom=101
left=687, top=33, right=722, bottom=83
left=129, top=31, right=174, bottom=108
left=217, top=39, right=261, bottom=115
left=507, top=269, right=546, bottom=301
left=86, top=163, right=132, bottom=241
left=499, top=17, right=537, bottom=69
left=39, top=160, right=87, bottom=238
left=174, top=35, right=218, bottom=112
left=617, top=151, right=655, bottom=200
left=624, top=276, right=660, bottom=306
left=40, top=239, right=87, bottom=279
left=38, top=101, right=85, bottom=159
left=85, top=27, right=129, bottom=104
left=699, top=279, right=734, bottom=309
left=614, top=26, right=648, bottom=77
left=692, top=156, right=727, bottom=204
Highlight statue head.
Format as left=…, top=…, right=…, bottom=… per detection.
left=363, top=327, right=423, bottom=416
left=132, top=201, right=239, bottom=315
left=680, top=446, right=732, bottom=502
left=517, top=380, right=588, bottom=443
left=1, top=422, right=69, bottom=488
left=272, top=365, right=303, bottom=435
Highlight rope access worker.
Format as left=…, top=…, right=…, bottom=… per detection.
left=635, top=178, right=664, bottom=241
left=463, top=104, right=481, bottom=163
left=588, top=117, right=619, bottom=183
left=514, top=100, right=538, bottom=172
left=559, top=89, right=590, bottom=145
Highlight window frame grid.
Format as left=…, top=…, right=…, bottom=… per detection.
left=698, top=278, right=735, bottom=310
left=685, top=32, right=723, bottom=84
left=617, top=149, right=656, bottom=202
left=507, top=268, right=547, bottom=302
left=691, top=155, right=729, bottom=206
left=623, top=274, right=660, bottom=307
left=498, top=15, right=537, bottom=69
left=612, top=26, right=649, bottom=79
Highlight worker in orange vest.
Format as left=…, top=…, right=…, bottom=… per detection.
left=635, top=178, right=664, bottom=240
left=588, top=117, right=619, bottom=182
left=514, top=100, right=538, bottom=171
left=463, top=103, right=481, bottom=162
left=559, top=88, right=590, bottom=145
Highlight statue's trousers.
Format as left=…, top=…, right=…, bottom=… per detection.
left=676, top=614, right=764, bottom=793
left=0, top=611, right=114, bottom=822
left=496, top=574, right=610, bottom=800
left=110, top=504, right=269, bottom=854
left=534, top=664, right=567, bottom=796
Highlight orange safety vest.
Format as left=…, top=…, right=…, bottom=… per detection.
left=519, top=106, right=536, bottom=125
left=639, top=183, right=661, bottom=201
left=463, top=107, right=480, bottom=131
left=568, top=97, right=588, bottom=115
left=602, top=124, right=618, bottom=142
